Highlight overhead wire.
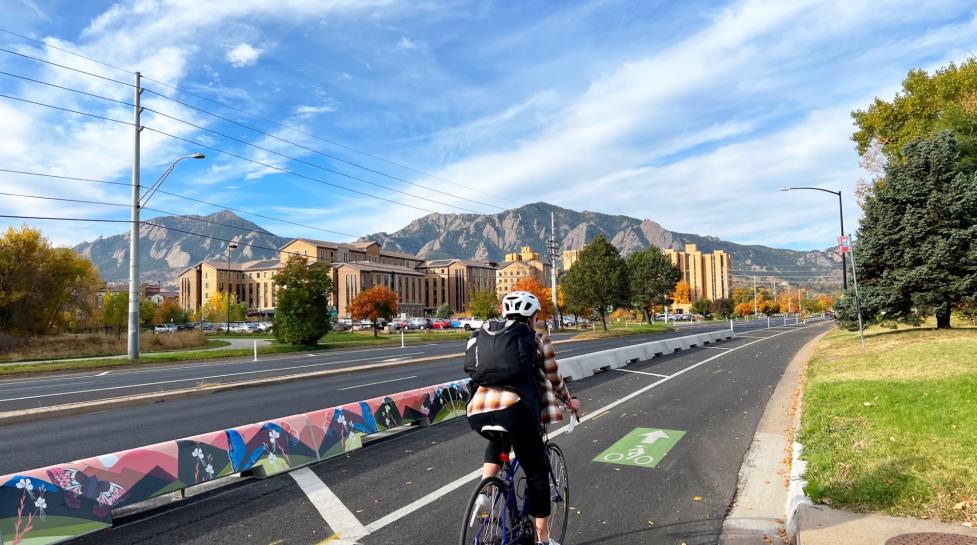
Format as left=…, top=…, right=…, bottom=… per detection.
left=0, top=71, right=480, bottom=214
left=0, top=26, right=516, bottom=207
left=0, top=92, right=443, bottom=215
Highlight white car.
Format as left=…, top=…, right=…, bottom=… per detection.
left=457, top=317, right=485, bottom=331
left=153, top=324, right=177, bottom=334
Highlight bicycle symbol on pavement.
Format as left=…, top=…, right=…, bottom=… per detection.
left=594, top=427, right=686, bottom=469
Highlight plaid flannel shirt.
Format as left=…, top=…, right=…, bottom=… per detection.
left=467, top=332, right=572, bottom=424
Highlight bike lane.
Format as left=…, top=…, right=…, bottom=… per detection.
left=69, top=322, right=829, bottom=545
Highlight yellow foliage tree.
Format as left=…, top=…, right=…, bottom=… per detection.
left=202, top=291, right=246, bottom=324
left=672, top=280, right=691, bottom=304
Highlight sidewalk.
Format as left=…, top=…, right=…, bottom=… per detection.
left=796, top=504, right=977, bottom=544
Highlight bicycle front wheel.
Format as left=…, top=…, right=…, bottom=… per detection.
left=546, top=443, right=570, bottom=543
left=460, top=476, right=509, bottom=545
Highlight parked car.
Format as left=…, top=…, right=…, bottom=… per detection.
left=449, top=319, right=463, bottom=329
left=388, top=319, right=409, bottom=330
left=256, top=321, right=273, bottom=332
left=153, top=324, right=177, bottom=334
left=332, top=320, right=350, bottom=332
left=200, top=322, right=215, bottom=332
left=457, top=317, right=485, bottom=331
left=409, top=317, right=432, bottom=330
left=431, top=318, right=451, bottom=330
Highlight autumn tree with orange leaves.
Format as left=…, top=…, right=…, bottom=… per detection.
left=350, top=286, right=398, bottom=337
left=671, top=280, right=691, bottom=305
left=512, top=277, right=552, bottom=321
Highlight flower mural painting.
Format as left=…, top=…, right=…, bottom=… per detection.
left=177, top=434, right=233, bottom=486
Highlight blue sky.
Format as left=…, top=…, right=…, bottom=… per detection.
left=2, top=0, right=977, bottom=252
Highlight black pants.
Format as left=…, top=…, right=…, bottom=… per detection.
left=468, top=402, right=550, bottom=518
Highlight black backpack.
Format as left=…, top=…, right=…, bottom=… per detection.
left=464, top=320, right=539, bottom=387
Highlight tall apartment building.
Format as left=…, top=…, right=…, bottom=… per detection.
left=562, top=249, right=581, bottom=271
left=178, top=238, right=496, bottom=319
left=496, top=246, right=551, bottom=299
left=663, top=244, right=732, bottom=303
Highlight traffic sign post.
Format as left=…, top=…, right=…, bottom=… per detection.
left=594, top=427, right=686, bottom=469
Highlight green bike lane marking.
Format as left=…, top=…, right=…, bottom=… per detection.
left=593, top=427, right=686, bottom=468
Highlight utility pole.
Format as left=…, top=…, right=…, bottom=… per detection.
left=127, top=72, right=143, bottom=361
left=548, top=212, right=561, bottom=330
left=753, top=275, right=758, bottom=318
left=785, top=281, right=791, bottom=314
left=847, top=234, right=865, bottom=348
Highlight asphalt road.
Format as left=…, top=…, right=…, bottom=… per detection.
left=0, top=319, right=791, bottom=474
left=0, top=319, right=783, bottom=411
left=62, top=319, right=831, bottom=545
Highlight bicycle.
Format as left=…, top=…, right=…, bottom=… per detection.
left=459, top=427, right=570, bottom=545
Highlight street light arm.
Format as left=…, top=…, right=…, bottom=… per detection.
left=780, top=186, right=841, bottom=197
left=140, top=153, right=205, bottom=207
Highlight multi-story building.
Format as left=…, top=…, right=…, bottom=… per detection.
left=562, top=249, right=581, bottom=271
left=419, top=259, right=497, bottom=315
left=496, top=246, right=551, bottom=299
left=664, top=243, right=732, bottom=305
left=178, top=238, right=496, bottom=319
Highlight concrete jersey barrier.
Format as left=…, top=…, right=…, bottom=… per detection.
left=0, top=329, right=733, bottom=544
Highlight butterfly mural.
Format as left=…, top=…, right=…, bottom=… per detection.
left=46, top=468, right=125, bottom=517
left=227, top=430, right=266, bottom=473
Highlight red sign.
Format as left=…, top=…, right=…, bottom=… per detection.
left=838, top=236, right=851, bottom=254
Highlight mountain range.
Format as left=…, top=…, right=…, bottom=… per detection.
left=74, top=203, right=842, bottom=290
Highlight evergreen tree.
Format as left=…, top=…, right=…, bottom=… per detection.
left=561, top=234, right=628, bottom=331
left=273, top=256, right=333, bottom=344
left=855, top=132, right=977, bottom=329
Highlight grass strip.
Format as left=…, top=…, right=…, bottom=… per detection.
left=799, top=325, right=977, bottom=524
left=570, top=323, right=672, bottom=339
left=0, top=332, right=468, bottom=376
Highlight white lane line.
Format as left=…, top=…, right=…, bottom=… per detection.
left=0, top=355, right=416, bottom=402
left=734, top=335, right=769, bottom=339
left=701, top=346, right=733, bottom=350
left=362, top=321, right=830, bottom=535
left=615, top=369, right=671, bottom=378
left=95, top=371, right=110, bottom=376
left=337, top=376, right=418, bottom=391
left=0, top=381, right=96, bottom=393
left=290, top=467, right=368, bottom=542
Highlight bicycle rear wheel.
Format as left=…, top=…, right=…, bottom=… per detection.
left=546, top=443, right=570, bottom=543
left=460, top=476, right=509, bottom=545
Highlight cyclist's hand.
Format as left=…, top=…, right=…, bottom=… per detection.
left=567, top=397, right=581, bottom=417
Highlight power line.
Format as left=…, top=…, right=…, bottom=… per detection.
left=2, top=71, right=487, bottom=215
left=0, top=92, right=443, bottom=216
left=140, top=91, right=507, bottom=211
left=0, top=26, right=515, bottom=206
left=0, top=70, right=488, bottom=214
left=0, top=46, right=132, bottom=87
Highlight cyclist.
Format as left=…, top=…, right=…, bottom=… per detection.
left=466, top=291, right=580, bottom=545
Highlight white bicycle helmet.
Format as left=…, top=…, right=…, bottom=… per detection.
left=502, top=291, right=541, bottom=318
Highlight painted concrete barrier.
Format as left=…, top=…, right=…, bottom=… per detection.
left=0, top=378, right=472, bottom=545
left=0, top=330, right=732, bottom=544
left=557, top=329, right=733, bottom=381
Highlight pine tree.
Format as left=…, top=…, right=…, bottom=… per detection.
left=273, top=256, right=333, bottom=344
left=561, top=234, right=628, bottom=331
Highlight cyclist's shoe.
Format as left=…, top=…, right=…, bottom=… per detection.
left=469, top=492, right=492, bottom=526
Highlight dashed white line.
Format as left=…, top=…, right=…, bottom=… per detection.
left=95, top=371, right=111, bottom=376
left=337, top=376, right=418, bottom=391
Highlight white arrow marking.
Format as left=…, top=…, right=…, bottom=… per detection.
left=640, top=430, right=669, bottom=445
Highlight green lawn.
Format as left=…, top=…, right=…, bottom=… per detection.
left=571, top=322, right=672, bottom=339
left=800, top=325, right=977, bottom=524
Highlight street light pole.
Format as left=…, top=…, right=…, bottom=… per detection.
left=125, top=131, right=205, bottom=361
left=780, top=187, right=848, bottom=290
left=226, top=242, right=238, bottom=332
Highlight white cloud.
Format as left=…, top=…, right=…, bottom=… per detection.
left=396, top=36, right=418, bottom=50
left=294, top=104, right=337, bottom=116
left=226, top=43, right=263, bottom=68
